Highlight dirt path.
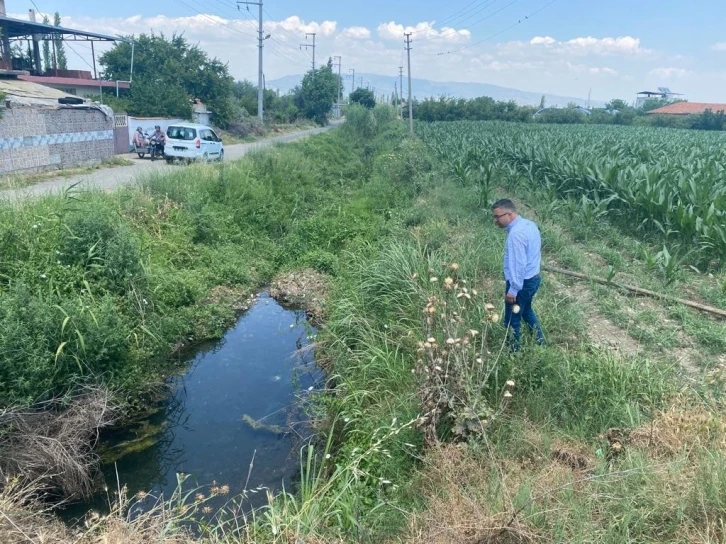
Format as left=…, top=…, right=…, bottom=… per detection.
left=0, top=123, right=340, bottom=201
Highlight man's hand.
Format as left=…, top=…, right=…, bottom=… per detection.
left=505, top=293, right=517, bottom=304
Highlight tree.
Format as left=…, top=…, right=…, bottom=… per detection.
left=128, top=76, right=192, bottom=118
left=349, top=87, right=376, bottom=109
left=100, top=33, right=234, bottom=126
left=605, top=98, right=629, bottom=112
left=42, top=16, right=51, bottom=73
left=690, top=108, right=726, bottom=131
left=53, top=12, right=67, bottom=70
left=293, top=59, right=339, bottom=125
left=640, top=97, right=669, bottom=112
left=232, top=80, right=279, bottom=116
left=10, top=43, right=33, bottom=71
left=539, top=95, right=546, bottom=109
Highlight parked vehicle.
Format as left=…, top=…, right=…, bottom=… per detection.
left=164, top=123, right=224, bottom=163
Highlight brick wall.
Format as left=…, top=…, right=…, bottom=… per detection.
left=0, top=106, right=114, bottom=174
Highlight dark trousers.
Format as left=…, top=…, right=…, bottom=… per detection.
left=503, top=275, right=545, bottom=351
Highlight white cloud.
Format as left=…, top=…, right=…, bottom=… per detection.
left=589, top=67, right=619, bottom=76
left=649, top=67, right=690, bottom=78
left=339, top=26, right=371, bottom=40
left=530, top=36, right=556, bottom=46
left=528, top=35, right=649, bottom=56
left=712, top=42, right=726, bottom=51
left=265, top=16, right=337, bottom=38
left=377, top=21, right=470, bottom=43
left=12, top=11, right=726, bottom=103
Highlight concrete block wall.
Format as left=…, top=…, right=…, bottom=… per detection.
left=0, top=107, right=114, bottom=174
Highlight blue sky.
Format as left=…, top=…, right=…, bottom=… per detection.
left=7, top=0, right=726, bottom=102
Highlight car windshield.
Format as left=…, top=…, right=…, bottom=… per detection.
left=167, top=126, right=197, bottom=140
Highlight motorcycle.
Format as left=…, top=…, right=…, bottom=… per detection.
left=149, top=134, right=166, bottom=161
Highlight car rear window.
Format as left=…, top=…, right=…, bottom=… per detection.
left=167, top=126, right=197, bottom=140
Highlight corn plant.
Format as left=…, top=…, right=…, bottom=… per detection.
left=418, top=121, right=726, bottom=269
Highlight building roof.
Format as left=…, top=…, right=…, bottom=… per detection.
left=0, top=76, right=69, bottom=100
left=647, top=102, right=726, bottom=115
left=637, top=90, right=684, bottom=96
left=0, top=14, right=123, bottom=42
left=18, top=75, right=130, bottom=89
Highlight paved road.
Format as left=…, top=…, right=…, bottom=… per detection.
left=1, top=123, right=340, bottom=201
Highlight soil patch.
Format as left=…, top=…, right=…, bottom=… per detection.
left=548, top=272, right=642, bottom=357
left=269, top=268, right=330, bottom=324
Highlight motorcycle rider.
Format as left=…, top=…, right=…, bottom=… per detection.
left=150, top=125, right=166, bottom=159
left=133, top=126, right=146, bottom=148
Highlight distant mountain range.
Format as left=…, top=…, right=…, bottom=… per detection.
left=267, top=73, right=605, bottom=108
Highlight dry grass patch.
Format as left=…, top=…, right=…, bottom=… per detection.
left=270, top=268, right=330, bottom=324
left=629, top=401, right=726, bottom=457
left=403, top=422, right=599, bottom=544
left=0, top=482, right=198, bottom=544
left=0, top=388, right=118, bottom=499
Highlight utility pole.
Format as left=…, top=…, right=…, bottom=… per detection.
left=333, top=55, right=342, bottom=119
left=349, top=68, right=355, bottom=94
left=358, top=77, right=363, bottom=89
left=405, top=33, right=414, bottom=136
left=399, top=66, right=404, bottom=119
left=238, top=0, right=266, bottom=121
left=300, top=32, right=316, bottom=72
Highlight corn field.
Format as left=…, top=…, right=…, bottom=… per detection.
left=419, top=121, right=726, bottom=268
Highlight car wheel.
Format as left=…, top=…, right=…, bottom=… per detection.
left=165, top=157, right=174, bottom=164
left=202, top=152, right=209, bottom=162
left=138, top=153, right=145, bottom=159
left=218, top=150, right=224, bottom=162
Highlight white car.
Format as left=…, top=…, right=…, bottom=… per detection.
left=164, top=123, right=225, bottom=163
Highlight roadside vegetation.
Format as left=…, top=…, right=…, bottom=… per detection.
left=97, top=34, right=347, bottom=130
left=413, top=95, right=726, bottom=131
left=2, top=111, right=725, bottom=543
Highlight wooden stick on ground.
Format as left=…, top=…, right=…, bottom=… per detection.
left=542, top=265, right=726, bottom=320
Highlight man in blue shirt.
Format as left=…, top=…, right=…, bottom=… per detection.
left=492, top=198, right=545, bottom=351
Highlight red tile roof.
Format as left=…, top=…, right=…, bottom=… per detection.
left=17, top=75, right=130, bottom=89
left=647, top=102, right=726, bottom=115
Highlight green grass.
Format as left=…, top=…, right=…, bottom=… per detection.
left=0, top=115, right=404, bottom=407
left=5, top=111, right=726, bottom=543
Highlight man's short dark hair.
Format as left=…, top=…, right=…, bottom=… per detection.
left=492, top=199, right=517, bottom=212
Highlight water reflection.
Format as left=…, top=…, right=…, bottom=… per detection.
left=67, top=293, right=321, bottom=518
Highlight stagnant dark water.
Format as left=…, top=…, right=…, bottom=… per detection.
left=62, top=293, right=320, bottom=521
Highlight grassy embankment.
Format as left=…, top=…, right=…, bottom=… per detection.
left=0, top=108, right=397, bottom=409
left=2, top=114, right=726, bottom=543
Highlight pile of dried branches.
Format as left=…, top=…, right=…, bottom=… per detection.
left=0, top=387, right=119, bottom=499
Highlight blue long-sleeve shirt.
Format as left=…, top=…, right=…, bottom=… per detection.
left=503, top=216, right=541, bottom=296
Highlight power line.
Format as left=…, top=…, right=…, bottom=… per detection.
left=64, top=40, right=94, bottom=71
left=219, top=1, right=310, bottom=64
left=409, top=0, right=484, bottom=35
left=425, top=0, right=560, bottom=56
left=177, top=0, right=303, bottom=66
left=416, top=0, right=517, bottom=42
left=177, top=0, right=258, bottom=39
left=237, top=0, right=264, bottom=121
left=299, top=32, right=316, bottom=71
left=422, top=0, right=501, bottom=35
left=232, top=1, right=309, bottom=58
